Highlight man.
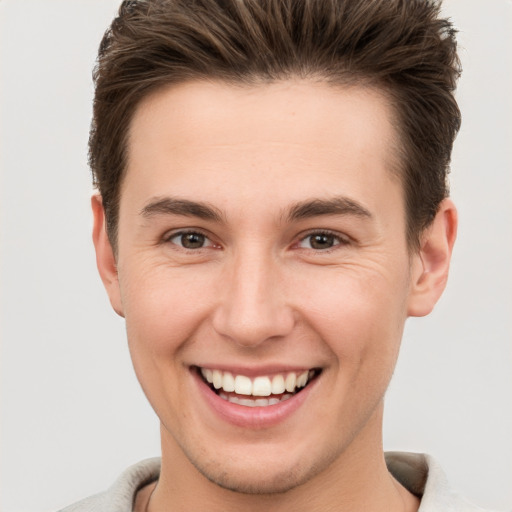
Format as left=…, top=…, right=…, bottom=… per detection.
left=61, top=0, right=492, bottom=510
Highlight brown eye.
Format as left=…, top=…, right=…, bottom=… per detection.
left=310, top=234, right=335, bottom=249
left=181, top=233, right=205, bottom=248
left=168, top=231, right=212, bottom=249
left=298, top=232, right=344, bottom=250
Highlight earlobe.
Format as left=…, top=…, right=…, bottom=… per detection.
left=91, top=195, right=125, bottom=317
left=407, top=198, right=458, bottom=317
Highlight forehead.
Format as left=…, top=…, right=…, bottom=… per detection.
left=123, top=80, right=401, bottom=215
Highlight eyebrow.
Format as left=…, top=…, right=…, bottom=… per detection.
left=285, top=197, right=372, bottom=222
left=140, top=195, right=372, bottom=224
left=140, top=197, right=224, bottom=222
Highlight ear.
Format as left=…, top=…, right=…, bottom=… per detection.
left=407, top=198, right=458, bottom=317
left=91, top=195, right=125, bottom=317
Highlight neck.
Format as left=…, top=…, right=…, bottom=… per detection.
left=147, top=404, right=419, bottom=512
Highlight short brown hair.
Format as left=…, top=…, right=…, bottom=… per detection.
left=90, top=0, right=461, bottom=250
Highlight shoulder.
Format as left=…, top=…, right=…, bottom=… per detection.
left=386, top=451, right=500, bottom=512
left=58, top=458, right=161, bottom=512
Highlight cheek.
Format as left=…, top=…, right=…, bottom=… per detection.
left=120, top=261, right=215, bottom=346
left=118, top=263, right=218, bottom=424
left=292, top=266, right=409, bottom=363
left=118, top=263, right=219, bottom=406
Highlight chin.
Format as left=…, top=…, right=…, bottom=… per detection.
left=184, top=441, right=340, bottom=496
left=197, top=462, right=311, bottom=495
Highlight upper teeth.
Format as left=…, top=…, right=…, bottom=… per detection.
left=200, top=368, right=313, bottom=396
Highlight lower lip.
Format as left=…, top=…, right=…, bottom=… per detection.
left=192, top=370, right=318, bottom=429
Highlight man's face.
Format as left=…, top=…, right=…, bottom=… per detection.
left=101, top=80, right=425, bottom=492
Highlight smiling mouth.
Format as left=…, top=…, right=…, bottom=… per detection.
left=196, top=367, right=321, bottom=407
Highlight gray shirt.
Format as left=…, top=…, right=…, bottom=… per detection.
left=59, top=452, right=495, bottom=511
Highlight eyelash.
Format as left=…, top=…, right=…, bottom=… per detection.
left=163, top=229, right=350, bottom=252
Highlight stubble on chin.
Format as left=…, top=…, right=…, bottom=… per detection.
left=184, top=445, right=341, bottom=496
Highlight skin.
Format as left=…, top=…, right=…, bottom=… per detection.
left=93, top=80, right=457, bottom=511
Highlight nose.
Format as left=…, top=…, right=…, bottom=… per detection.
left=212, top=251, right=295, bottom=348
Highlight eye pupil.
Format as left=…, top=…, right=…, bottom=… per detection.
left=310, top=234, right=334, bottom=249
left=181, top=233, right=205, bottom=249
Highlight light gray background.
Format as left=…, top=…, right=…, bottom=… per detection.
left=1, top=1, right=510, bottom=511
